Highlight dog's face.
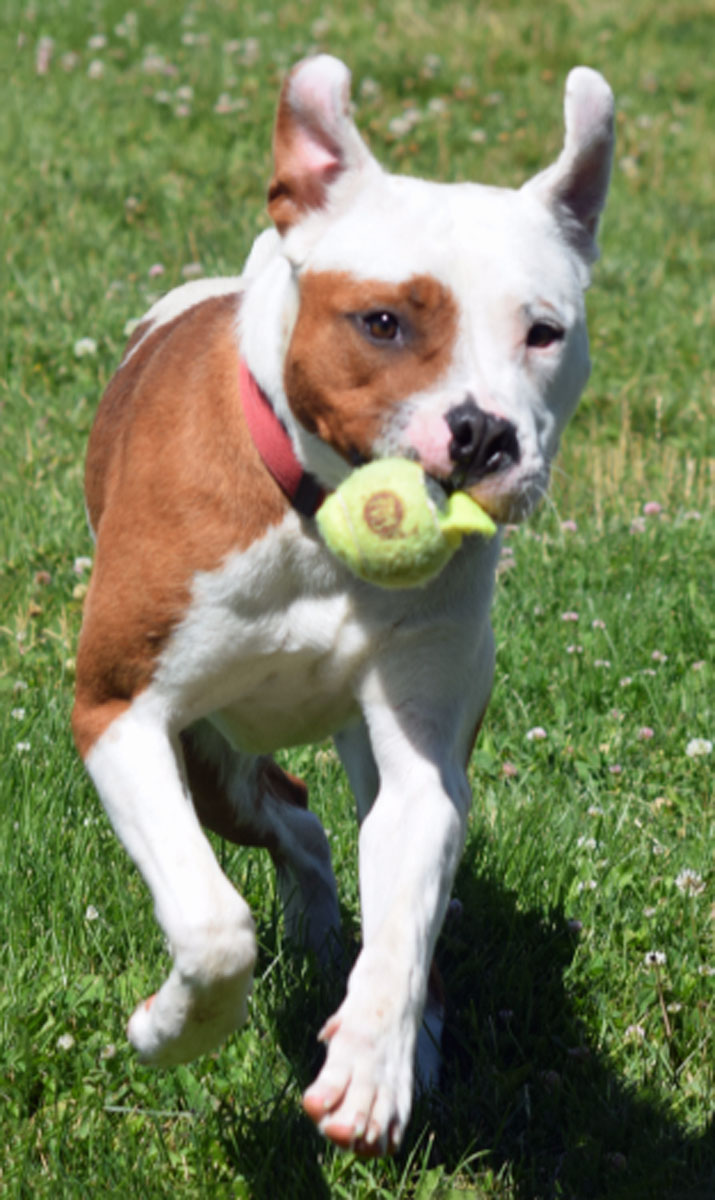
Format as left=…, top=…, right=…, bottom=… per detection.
left=243, top=56, right=613, bottom=524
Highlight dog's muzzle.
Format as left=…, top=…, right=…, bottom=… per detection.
left=445, top=397, right=520, bottom=489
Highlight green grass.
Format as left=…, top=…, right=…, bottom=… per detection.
left=1, top=0, right=713, bottom=1196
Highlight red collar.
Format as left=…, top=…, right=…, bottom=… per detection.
left=238, top=357, right=327, bottom=517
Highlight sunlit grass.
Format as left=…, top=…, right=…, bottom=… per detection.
left=1, top=1, right=712, bottom=1196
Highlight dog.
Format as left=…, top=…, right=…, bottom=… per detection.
left=72, top=55, right=613, bottom=1156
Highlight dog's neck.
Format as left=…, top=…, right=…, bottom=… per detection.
left=238, top=356, right=326, bottom=517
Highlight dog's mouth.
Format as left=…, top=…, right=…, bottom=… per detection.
left=344, top=428, right=536, bottom=526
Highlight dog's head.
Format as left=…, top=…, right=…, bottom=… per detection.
left=241, top=56, right=614, bottom=523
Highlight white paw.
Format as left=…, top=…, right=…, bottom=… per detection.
left=302, top=1003, right=415, bottom=1157
left=128, top=957, right=254, bottom=1066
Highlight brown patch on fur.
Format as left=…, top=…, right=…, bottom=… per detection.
left=259, top=759, right=309, bottom=809
left=180, top=731, right=307, bottom=855
left=267, top=66, right=343, bottom=233
left=427, top=959, right=446, bottom=1011
left=284, top=271, right=458, bottom=463
left=73, top=293, right=290, bottom=758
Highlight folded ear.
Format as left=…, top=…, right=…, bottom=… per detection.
left=524, top=67, right=614, bottom=261
left=267, top=55, right=377, bottom=235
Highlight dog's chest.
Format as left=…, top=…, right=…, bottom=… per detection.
left=152, top=519, right=381, bottom=751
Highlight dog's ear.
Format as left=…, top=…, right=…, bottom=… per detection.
left=268, top=55, right=377, bottom=235
left=524, top=67, right=614, bottom=261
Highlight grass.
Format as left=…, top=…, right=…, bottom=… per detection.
left=1, top=0, right=713, bottom=1196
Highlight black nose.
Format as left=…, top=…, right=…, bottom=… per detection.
left=445, top=398, right=520, bottom=484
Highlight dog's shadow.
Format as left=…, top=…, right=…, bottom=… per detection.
left=217, top=849, right=713, bottom=1200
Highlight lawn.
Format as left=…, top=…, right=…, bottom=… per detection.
left=1, top=1, right=713, bottom=1197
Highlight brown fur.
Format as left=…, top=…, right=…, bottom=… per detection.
left=180, top=730, right=308, bottom=853
left=284, top=271, right=458, bottom=464
left=267, top=69, right=343, bottom=233
left=72, top=294, right=289, bottom=758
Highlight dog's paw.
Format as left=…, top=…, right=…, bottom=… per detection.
left=127, top=960, right=254, bottom=1066
left=302, top=1004, right=414, bottom=1156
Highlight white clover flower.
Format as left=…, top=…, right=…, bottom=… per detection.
left=644, top=950, right=666, bottom=967
left=74, top=336, right=98, bottom=358
left=675, top=869, right=705, bottom=897
left=35, top=36, right=54, bottom=75
left=388, top=109, right=421, bottom=137
left=624, top=1023, right=646, bottom=1042
left=359, top=77, right=381, bottom=99
left=57, top=1032, right=75, bottom=1051
left=85, top=904, right=100, bottom=921
left=16, top=742, right=31, bottom=754
left=685, top=737, right=712, bottom=758
left=525, top=726, right=547, bottom=741
left=123, top=317, right=141, bottom=338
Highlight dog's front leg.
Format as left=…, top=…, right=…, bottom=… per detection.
left=303, top=680, right=479, bottom=1156
left=77, top=698, right=257, bottom=1065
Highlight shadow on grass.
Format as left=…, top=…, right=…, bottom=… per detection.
left=426, top=856, right=714, bottom=1200
left=217, top=851, right=714, bottom=1200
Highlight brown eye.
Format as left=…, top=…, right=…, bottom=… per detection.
left=527, top=322, right=564, bottom=349
left=362, top=311, right=401, bottom=342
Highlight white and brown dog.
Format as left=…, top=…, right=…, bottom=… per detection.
left=73, top=56, right=613, bottom=1156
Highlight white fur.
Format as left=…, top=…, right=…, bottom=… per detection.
left=80, top=56, right=612, bottom=1157
left=122, top=276, right=244, bottom=366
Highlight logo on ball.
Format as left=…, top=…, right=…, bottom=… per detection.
left=363, top=490, right=405, bottom=540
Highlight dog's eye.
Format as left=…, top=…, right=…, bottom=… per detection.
left=362, top=311, right=401, bottom=342
left=527, top=322, right=565, bottom=349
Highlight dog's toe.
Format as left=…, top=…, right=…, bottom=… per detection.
left=302, top=1001, right=412, bottom=1156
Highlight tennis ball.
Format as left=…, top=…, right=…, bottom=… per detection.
left=316, top=458, right=496, bottom=589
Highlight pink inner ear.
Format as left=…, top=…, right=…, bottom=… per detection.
left=289, top=125, right=341, bottom=177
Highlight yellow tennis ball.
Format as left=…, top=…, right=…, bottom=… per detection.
left=316, top=458, right=496, bottom=589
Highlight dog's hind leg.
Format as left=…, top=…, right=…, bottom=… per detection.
left=181, top=720, right=342, bottom=960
